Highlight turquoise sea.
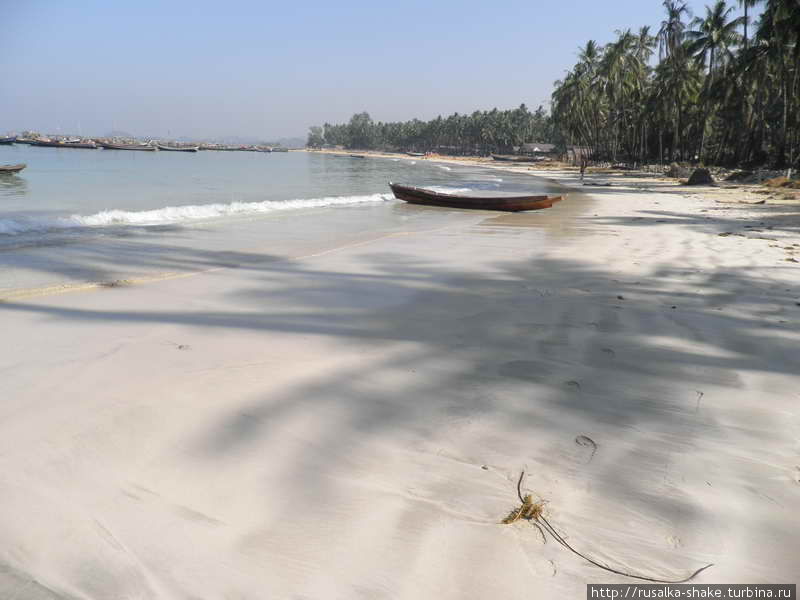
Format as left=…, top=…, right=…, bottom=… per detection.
left=0, top=146, right=564, bottom=291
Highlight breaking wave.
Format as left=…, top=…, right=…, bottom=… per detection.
left=0, top=193, right=393, bottom=236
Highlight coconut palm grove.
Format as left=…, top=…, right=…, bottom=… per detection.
left=308, top=0, right=799, bottom=170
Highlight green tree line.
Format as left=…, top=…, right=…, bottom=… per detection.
left=552, top=0, right=799, bottom=168
left=308, top=0, right=798, bottom=169
left=306, top=105, right=554, bottom=155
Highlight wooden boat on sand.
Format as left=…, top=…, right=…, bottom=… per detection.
left=406, top=152, right=425, bottom=157
left=0, top=164, right=26, bottom=173
left=389, top=182, right=563, bottom=212
left=99, top=142, right=156, bottom=151
left=490, top=154, right=542, bottom=163
left=157, top=144, right=199, bottom=152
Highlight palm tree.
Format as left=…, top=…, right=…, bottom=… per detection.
left=658, top=0, right=691, bottom=60
left=738, top=0, right=765, bottom=49
left=686, top=1, right=744, bottom=160
left=687, top=1, right=744, bottom=80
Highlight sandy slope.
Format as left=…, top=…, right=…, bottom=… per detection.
left=0, top=169, right=798, bottom=598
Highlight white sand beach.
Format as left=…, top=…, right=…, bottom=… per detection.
left=1, top=168, right=799, bottom=598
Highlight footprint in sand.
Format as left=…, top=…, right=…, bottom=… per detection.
left=575, top=435, right=597, bottom=463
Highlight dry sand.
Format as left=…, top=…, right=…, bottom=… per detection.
left=1, top=163, right=799, bottom=598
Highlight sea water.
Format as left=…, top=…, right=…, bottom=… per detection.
left=0, top=147, right=563, bottom=292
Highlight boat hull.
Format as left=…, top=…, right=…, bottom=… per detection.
left=0, top=164, right=26, bottom=173
left=490, top=154, right=542, bottom=163
left=29, top=140, right=97, bottom=149
left=157, top=145, right=199, bottom=152
left=0, top=137, right=16, bottom=145
left=99, top=143, right=156, bottom=151
left=389, top=183, right=563, bottom=212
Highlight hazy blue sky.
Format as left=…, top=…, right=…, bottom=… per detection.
left=1, top=1, right=754, bottom=140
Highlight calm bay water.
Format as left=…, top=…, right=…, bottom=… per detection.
left=0, top=146, right=558, bottom=226
left=0, top=146, right=564, bottom=292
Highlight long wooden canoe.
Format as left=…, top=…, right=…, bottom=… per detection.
left=99, top=142, right=156, bottom=151
left=29, top=140, right=97, bottom=149
left=490, top=154, right=543, bottom=163
left=389, top=183, right=563, bottom=212
left=0, top=164, right=26, bottom=173
left=157, top=144, right=199, bottom=152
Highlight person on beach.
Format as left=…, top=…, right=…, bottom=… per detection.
left=580, top=157, right=587, bottom=181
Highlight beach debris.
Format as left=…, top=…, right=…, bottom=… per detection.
left=575, top=435, right=598, bottom=462
left=687, top=168, right=715, bottom=186
left=666, top=163, right=691, bottom=178
left=502, top=491, right=547, bottom=525
left=695, top=390, right=704, bottom=413
left=99, top=279, right=132, bottom=288
left=764, top=176, right=800, bottom=189
left=617, top=295, right=625, bottom=300
left=166, top=340, right=191, bottom=350
left=502, top=471, right=714, bottom=583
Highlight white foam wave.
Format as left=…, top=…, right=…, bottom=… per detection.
left=437, top=166, right=452, bottom=171
left=0, top=193, right=393, bottom=236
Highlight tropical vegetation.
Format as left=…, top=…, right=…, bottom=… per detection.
left=307, top=105, right=553, bottom=156
left=308, top=0, right=798, bottom=169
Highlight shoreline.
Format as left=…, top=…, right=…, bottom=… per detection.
left=1, top=157, right=799, bottom=597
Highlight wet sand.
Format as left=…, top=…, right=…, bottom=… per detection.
left=1, top=164, right=799, bottom=598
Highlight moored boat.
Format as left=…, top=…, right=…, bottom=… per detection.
left=157, top=144, right=199, bottom=152
left=406, top=152, right=425, bottom=157
left=29, top=139, right=97, bottom=149
left=0, top=136, right=16, bottom=145
left=389, top=182, right=563, bottom=212
left=490, top=154, right=542, bottom=163
left=0, top=164, right=26, bottom=173
left=99, top=142, right=156, bottom=151
left=349, top=154, right=366, bottom=158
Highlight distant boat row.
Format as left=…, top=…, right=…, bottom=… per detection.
left=0, top=136, right=290, bottom=153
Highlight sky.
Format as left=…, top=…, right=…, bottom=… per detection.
left=0, top=0, right=756, bottom=141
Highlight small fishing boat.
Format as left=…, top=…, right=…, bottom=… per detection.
left=271, top=147, right=288, bottom=152
left=490, top=154, right=541, bottom=163
left=157, top=144, right=199, bottom=152
left=389, top=183, right=563, bottom=212
left=406, top=152, right=425, bottom=157
left=0, top=136, right=16, bottom=145
left=99, top=142, right=156, bottom=151
left=349, top=154, right=366, bottom=159
left=0, top=164, right=26, bottom=173
left=29, top=139, right=97, bottom=149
